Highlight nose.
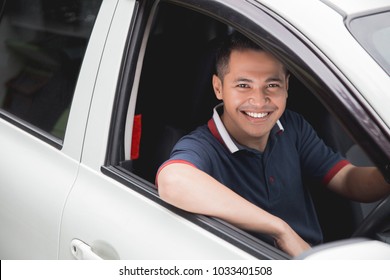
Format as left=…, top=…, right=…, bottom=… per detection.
left=248, top=90, right=270, bottom=106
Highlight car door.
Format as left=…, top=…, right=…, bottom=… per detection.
left=0, top=0, right=112, bottom=259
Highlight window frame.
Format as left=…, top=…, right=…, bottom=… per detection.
left=104, top=0, right=390, bottom=259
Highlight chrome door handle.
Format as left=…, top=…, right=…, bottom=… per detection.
left=71, top=239, right=103, bottom=260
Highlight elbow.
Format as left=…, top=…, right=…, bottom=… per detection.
left=156, top=162, right=200, bottom=212
left=157, top=166, right=182, bottom=204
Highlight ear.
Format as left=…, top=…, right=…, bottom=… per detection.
left=212, top=74, right=223, bottom=100
left=286, top=74, right=290, bottom=90
left=285, top=74, right=290, bottom=98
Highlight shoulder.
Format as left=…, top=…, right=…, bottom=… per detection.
left=170, top=124, right=220, bottom=161
left=174, top=125, right=215, bottom=149
left=280, top=109, right=308, bottom=127
left=166, top=124, right=223, bottom=173
left=279, top=109, right=314, bottom=137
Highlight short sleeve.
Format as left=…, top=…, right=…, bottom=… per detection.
left=158, top=125, right=216, bottom=176
left=168, top=134, right=214, bottom=173
left=289, top=111, right=348, bottom=184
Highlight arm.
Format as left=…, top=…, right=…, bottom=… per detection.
left=327, top=164, right=390, bottom=202
left=157, top=162, right=310, bottom=257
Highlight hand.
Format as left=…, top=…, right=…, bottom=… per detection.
left=273, top=222, right=311, bottom=257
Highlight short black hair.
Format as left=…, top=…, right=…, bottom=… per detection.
left=215, top=31, right=287, bottom=79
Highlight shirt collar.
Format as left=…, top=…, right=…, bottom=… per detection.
left=208, top=103, right=284, bottom=153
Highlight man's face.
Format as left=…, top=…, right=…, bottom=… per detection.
left=213, top=49, right=289, bottom=151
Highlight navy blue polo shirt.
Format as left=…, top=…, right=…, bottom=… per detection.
left=158, top=104, right=349, bottom=245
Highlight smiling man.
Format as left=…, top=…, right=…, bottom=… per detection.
left=212, top=45, right=288, bottom=152
left=156, top=32, right=390, bottom=257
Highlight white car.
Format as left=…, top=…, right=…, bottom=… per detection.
left=1, top=0, right=390, bottom=260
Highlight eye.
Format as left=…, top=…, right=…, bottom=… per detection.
left=237, top=83, right=250, bottom=88
left=267, top=83, right=280, bottom=88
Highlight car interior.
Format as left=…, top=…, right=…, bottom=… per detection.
left=121, top=1, right=380, bottom=246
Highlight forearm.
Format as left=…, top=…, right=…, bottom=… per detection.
left=157, top=163, right=283, bottom=234
left=329, top=165, right=390, bottom=202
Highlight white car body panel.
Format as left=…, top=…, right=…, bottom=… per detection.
left=0, top=120, right=78, bottom=259
left=322, top=0, right=390, bottom=15
left=62, top=0, right=121, bottom=160
left=81, top=0, right=134, bottom=170
left=300, top=239, right=390, bottom=260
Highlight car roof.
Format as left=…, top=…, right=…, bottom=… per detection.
left=320, top=0, right=390, bottom=17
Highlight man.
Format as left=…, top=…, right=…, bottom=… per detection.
left=156, top=32, right=390, bottom=257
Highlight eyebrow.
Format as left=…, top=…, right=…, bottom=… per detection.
left=234, top=77, right=253, bottom=83
left=234, top=77, right=284, bottom=83
left=265, top=77, right=284, bottom=83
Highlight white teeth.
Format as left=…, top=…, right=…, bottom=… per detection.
left=245, top=112, right=269, bottom=118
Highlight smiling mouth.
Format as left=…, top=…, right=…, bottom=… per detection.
left=244, top=111, right=270, bottom=119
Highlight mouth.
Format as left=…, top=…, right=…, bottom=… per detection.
left=243, top=111, right=270, bottom=119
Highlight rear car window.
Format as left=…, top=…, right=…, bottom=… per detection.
left=349, top=11, right=390, bottom=75
left=0, top=0, right=102, bottom=140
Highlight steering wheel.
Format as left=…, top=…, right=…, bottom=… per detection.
left=352, top=196, right=390, bottom=240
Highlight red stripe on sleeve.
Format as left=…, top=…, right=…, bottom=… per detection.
left=322, top=159, right=350, bottom=186
left=155, top=160, right=197, bottom=187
